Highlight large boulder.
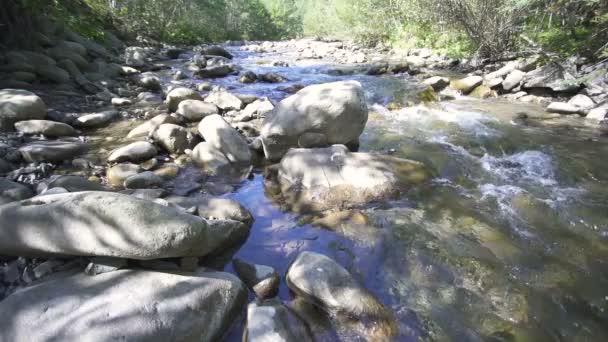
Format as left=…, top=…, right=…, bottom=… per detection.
left=0, top=269, right=247, bottom=342
left=286, top=251, right=394, bottom=330
left=244, top=299, right=313, bottom=342
left=198, top=114, right=251, bottom=166
left=200, top=46, right=233, bottom=59
left=191, top=142, right=232, bottom=176
left=196, top=65, right=234, bottom=78
left=176, top=100, right=219, bottom=122
left=0, top=89, right=47, bottom=131
left=0, top=191, right=250, bottom=259
left=502, top=70, right=525, bottom=91
left=233, top=259, right=279, bottom=300
left=450, top=76, right=483, bottom=94
left=19, top=140, right=86, bottom=163
left=275, top=145, right=431, bottom=212
left=166, top=88, right=203, bottom=112
left=165, top=195, right=253, bottom=227
left=260, top=81, right=368, bottom=161
left=0, top=179, right=34, bottom=205
left=204, top=91, right=243, bottom=111
left=152, top=123, right=199, bottom=155
left=108, top=141, right=158, bottom=164
left=14, top=120, right=76, bottom=137
left=523, top=62, right=580, bottom=93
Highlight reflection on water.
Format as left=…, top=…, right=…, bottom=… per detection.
left=125, top=45, right=608, bottom=340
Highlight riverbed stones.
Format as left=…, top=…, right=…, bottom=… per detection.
left=450, top=76, right=483, bottom=94
left=233, top=258, right=280, bottom=299
left=165, top=196, right=253, bottom=227
left=47, top=175, right=105, bottom=192
left=198, top=114, right=251, bottom=166
left=14, top=120, right=76, bottom=137
left=125, top=46, right=148, bottom=67
left=0, top=89, right=47, bottom=131
left=244, top=299, right=313, bottom=342
left=275, top=145, right=431, bottom=212
left=107, top=163, right=142, bottom=187
left=196, top=65, right=234, bottom=78
left=108, top=141, right=158, bottom=164
left=124, top=171, right=163, bottom=189
left=568, top=94, right=595, bottom=110
left=0, top=191, right=249, bottom=259
left=176, top=100, right=219, bottom=121
left=204, top=91, right=244, bottom=111
left=0, top=179, right=34, bottom=205
left=152, top=123, right=199, bottom=155
left=260, top=81, right=368, bottom=161
left=546, top=102, right=584, bottom=115
left=523, top=62, right=579, bottom=93
left=166, top=87, right=204, bottom=112
left=286, top=251, right=393, bottom=322
left=423, top=76, right=449, bottom=91
left=127, top=114, right=179, bottom=138
left=191, top=142, right=232, bottom=175
left=502, top=70, right=525, bottom=91
left=0, top=269, right=247, bottom=341
left=200, top=45, right=233, bottom=59
left=137, top=73, right=162, bottom=91
left=73, top=110, right=119, bottom=129
left=19, top=140, right=86, bottom=163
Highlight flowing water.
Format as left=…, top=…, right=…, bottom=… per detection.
left=95, top=45, right=608, bottom=341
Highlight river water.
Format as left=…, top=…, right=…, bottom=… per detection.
left=95, top=44, right=608, bottom=341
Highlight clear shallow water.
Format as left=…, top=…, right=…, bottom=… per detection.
left=129, top=45, right=608, bottom=341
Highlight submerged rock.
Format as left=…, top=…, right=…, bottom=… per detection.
left=244, top=298, right=313, bottom=342
left=0, top=191, right=249, bottom=259
left=107, top=163, right=142, bottom=187
left=450, top=76, right=483, bottom=94
left=233, top=258, right=280, bottom=299
left=165, top=195, right=253, bottom=227
left=0, top=89, right=47, bottom=132
left=260, top=81, right=368, bottom=161
left=274, top=145, right=431, bottom=212
left=0, top=269, right=246, bottom=341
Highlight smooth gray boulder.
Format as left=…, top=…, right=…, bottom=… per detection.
left=286, top=251, right=393, bottom=324
left=124, top=171, right=163, bottom=189
left=546, top=102, right=584, bottom=115
left=244, top=299, right=313, bottom=342
left=19, top=140, right=86, bottom=163
left=108, top=141, right=158, bottom=163
left=166, top=195, right=253, bottom=227
left=233, top=258, right=280, bottom=300
left=191, top=142, right=232, bottom=175
left=166, top=87, right=203, bottom=112
left=73, top=110, right=119, bottom=129
left=152, top=123, right=199, bottom=155
left=200, top=45, right=233, bottom=59
left=0, top=191, right=249, bottom=259
left=260, top=81, right=368, bottom=161
left=502, top=70, right=525, bottom=91
left=0, top=179, right=34, bottom=205
left=198, top=114, right=251, bottom=165
left=196, top=65, right=234, bottom=78
left=0, top=269, right=247, bottom=342
left=450, top=76, right=483, bottom=94
left=523, top=62, right=579, bottom=92
left=422, top=76, right=449, bottom=91
left=177, top=100, right=219, bottom=121
left=14, top=120, right=76, bottom=137
left=107, top=163, right=142, bottom=187
left=568, top=94, right=595, bottom=110
left=275, top=145, right=431, bottom=212
left=127, top=114, right=179, bottom=138
left=0, top=89, right=47, bottom=131
left=204, top=91, right=243, bottom=111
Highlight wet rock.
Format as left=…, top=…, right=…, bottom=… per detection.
left=259, top=72, right=288, bottom=83
left=125, top=46, right=148, bottom=67
left=19, top=140, right=85, bottom=163
left=198, top=114, right=251, bottom=166
left=196, top=65, right=234, bottom=78
left=176, top=100, right=219, bottom=122
left=111, top=97, right=132, bottom=106
left=470, top=85, right=495, bottom=99
left=200, top=45, right=233, bottom=59
left=0, top=179, right=34, bottom=205
left=244, top=298, right=313, bottom=342
left=137, top=73, right=162, bottom=91
left=73, top=110, right=119, bottom=129
left=153, top=163, right=180, bottom=180
left=191, top=142, right=232, bottom=175
left=0, top=269, right=247, bottom=341
left=197, top=82, right=213, bottom=91
left=14, top=119, right=76, bottom=137
left=0, top=191, right=247, bottom=259
left=108, top=141, right=158, bottom=164
left=233, top=258, right=279, bottom=299
left=239, top=71, right=257, bottom=83
left=107, top=163, right=142, bottom=187
left=137, top=92, right=163, bottom=106
left=275, top=145, right=431, bottom=212
left=423, top=76, right=450, bottom=91
left=124, top=171, right=163, bottom=189
left=0, top=89, right=47, bottom=132
left=287, top=251, right=394, bottom=326
left=261, top=81, right=368, bottom=161
left=523, top=62, right=579, bottom=93
left=152, top=123, right=199, bottom=155
left=127, top=114, right=179, bottom=138
left=546, top=102, right=584, bottom=115
left=204, top=91, right=243, bottom=111
left=166, top=48, right=185, bottom=59
left=366, top=63, right=389, bottom=75
left=166, top=196, right=254, bottom=227
left=502, top=70, right=525, bottom=91
left=166, top=87, right=203, bottom=112
left=85, top=256, right=127, bottom=275
left=48, top=175, right=105, bottom=192
left=450, top=76, right=483, bottom=94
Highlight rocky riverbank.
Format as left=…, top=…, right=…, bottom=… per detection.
left=1, top=22, right=608, bottom=341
